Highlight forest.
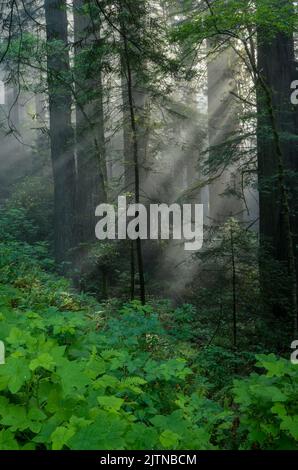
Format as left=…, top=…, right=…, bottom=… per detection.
left=0, top=0, right=298, bottom=453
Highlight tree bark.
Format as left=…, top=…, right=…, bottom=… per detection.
left=45, top=0, right=76, bottom=267
left=256, top=0, right=298, bottom=326
left=119, top=0, right=147, bottom=304
left=73, top=0, right=107, bottom=249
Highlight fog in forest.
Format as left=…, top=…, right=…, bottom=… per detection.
left=1, top=0, right=298, bottom=453
left=0, top=1, right=261, bottom=303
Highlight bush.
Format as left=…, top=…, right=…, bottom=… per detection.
left=233, top=354, right=298, bottom=450
left=0, top=292, right=229, bottom=449
left=0, top=208, right=38, bottom=244
left=4, top=176, right=54, bottom=243
left=0, top=241, right=297, bottom=450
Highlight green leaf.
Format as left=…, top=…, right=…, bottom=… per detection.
left=92, top=374, right=119, bottom=391
left=271, top=403, right=287, bottom=417
left=68, top=412, right=127, bottom=450
left=0, top=405, right=28, bottom=431
left=0, top=356, right=31, bottom=393
left=159, top=429, right=180, bottom=448
left=84, top=356, right=106, bottom=379
left=1, top=404, right=46, bottom=433
left=0, top=429, right=19, bottom=450
left=125, top=423, right=158, bottom=450
left=51, top=426, right=75, bottom=450
left=249, top=384, right=287, bottom=402
left=97, top=395, right=124, bottom=412
left=56, top=359, right=90, bottom=396
left=30, top=353, right=56, bottom=371
left=280, top=416, right=298, bottom=440
left=256, top=355, right=293, bottom=377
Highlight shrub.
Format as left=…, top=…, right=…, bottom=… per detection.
left=4, top=176, right=54, bottom=243
left=233, top=354, right=298, bottom=450
left=0, top=241, right=297, bottom=450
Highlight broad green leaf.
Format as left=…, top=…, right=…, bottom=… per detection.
left=30, top=353, right=56, bottom=371
left=97, top=395, right=124, bottom=412
left=281, top=416, right=298, bottom=440
left=68, top=413, right=127, bottom=450
left=56, top=359, right=90, bottom=396
left=0, top=429, right=19, bottom=450
left=51, top=426, right=75, bottom=450
left=159, top=429, right=180, bottom=448
left=0, top=356, right=30, bottom=393
left=249, top=384, right=287, bottom=402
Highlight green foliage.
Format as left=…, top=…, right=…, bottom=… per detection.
left=0, top=208, right=38, bottom=244
left=0, top=294, right=222, bottom=449
left=196, top=346, right=256, bottom=397
left=0, top=242, right=228, bottom=450
left=167, top=304, right=198, bottom=342
left=233, top=354, right=298, bottom=449
left=171, top=0, right=297, bottom=45
left=5, top=176, right=54, bottom=243
left=181, top=219, right=262, bottom=350
left=0, top=241, right=297, bottom=450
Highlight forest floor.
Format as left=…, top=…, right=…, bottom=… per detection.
left=0, top=240, right=297, bottom=450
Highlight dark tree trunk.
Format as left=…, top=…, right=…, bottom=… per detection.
left=123, top=37, right=146, bottom=305
left=257, top=0, right=298, bottom=323
left=119, top=0, right=149, bottom=197
left=122, top=73, right=134, bottom=194
left=45, top=0, right=76, bottom=267
left=119, top=0, right=147, bottom=304
left=73, top=0, right=107, bottom=249
left=121, top=68, right=147, bottom=303
left=230, top=225, right=237, bottom=349
left=121, top=44, right=148, bottom=195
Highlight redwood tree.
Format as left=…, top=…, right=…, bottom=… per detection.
left=45, top=0, right=76, bottom=266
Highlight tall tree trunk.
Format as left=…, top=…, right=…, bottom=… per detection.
left=73, top=0, right=107, bottom=250
left=257, top=0, right=298, bottom=326
left=122, top=73, right=134, bottom=194
left=123, top=36, right=146, bottom=305
left=119, top=0, right=147, bottom=304
left=120, top=1, right=148, bottom=196
left=45, top=0, right=76, bottom=266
